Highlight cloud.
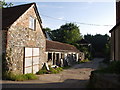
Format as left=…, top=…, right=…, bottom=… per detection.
left=57, top=17, right=64, bottom=20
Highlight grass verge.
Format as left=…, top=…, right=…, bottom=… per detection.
left=4, top=73, right=38, bottom=81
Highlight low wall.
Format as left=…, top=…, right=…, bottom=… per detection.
left=89, top=72, right=120, bottom=88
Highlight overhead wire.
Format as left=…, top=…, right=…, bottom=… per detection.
left=41, top=14, right=114, bottom=27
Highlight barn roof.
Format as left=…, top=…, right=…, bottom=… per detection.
left=2, top=3, right=42, bottom=30
left=46, top=40, right=80, bottom=52
left=109, top=21, right=120, bottom=33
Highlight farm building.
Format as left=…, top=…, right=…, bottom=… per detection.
left=1, top=3, right=83, bottom=75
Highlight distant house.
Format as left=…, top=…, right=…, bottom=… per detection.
left=109, top=1, right=120, bottom=61
left=1, top=3, right=82, bottom=75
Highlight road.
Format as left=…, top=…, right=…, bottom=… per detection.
left=1, top=58, right=104, bottom=88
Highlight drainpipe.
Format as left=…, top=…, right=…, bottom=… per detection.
left=114, top=30, right=116, bottom=61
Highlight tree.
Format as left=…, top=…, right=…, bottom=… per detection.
left=0, top=0, right=13, bottom=8
left=50, top=23, right=82, bottom=44
left=43, top=27, right=51, bottom=32
left=84, top=34, right=110, bottom=57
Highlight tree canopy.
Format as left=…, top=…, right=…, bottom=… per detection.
left=0, top=0, right=13, bottom=8
left=84, top=34, right=110, bottom=57
left=50, top=23, right=82, bottom=44
left=43, top=27, right=51, bottom=32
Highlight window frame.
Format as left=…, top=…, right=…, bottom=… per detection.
left=29, top=16, right=36, bottom=30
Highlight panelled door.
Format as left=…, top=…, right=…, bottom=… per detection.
left=24, top=47, right=40, bottom=74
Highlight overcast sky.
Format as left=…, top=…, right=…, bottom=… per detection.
left=9, top=0, right=116, bottom=36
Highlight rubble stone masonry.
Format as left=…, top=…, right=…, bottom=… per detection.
left=4, top=5, right=46, bottom=74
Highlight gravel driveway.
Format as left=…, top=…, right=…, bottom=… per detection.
left=1, top=58, right=104, bottom=88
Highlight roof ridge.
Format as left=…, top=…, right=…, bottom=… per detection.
left=46, top=40, right=79, bottom=52
left=47, top=40, right=75, bottom=47
left=4, top=2, right=35, bottom=9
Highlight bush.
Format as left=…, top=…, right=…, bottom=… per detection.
left=24, top=73, right=38, bottom=80
left=56, top=67, right=63, bottom=72
left=49, top=68, right=58, bottom=74
left=62, top=66, right=71, bottom=69
left=4, top=72, right=38, bottom=81
left=36, top=66, right=63, bottom=75
left=77, top=58, right=90, bottom=64
left=49, top=67, right=59, bottom=74
left=36, top=69, right=49, bottom=74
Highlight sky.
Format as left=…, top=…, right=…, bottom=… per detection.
left=6, top=0, right=116, bottom=36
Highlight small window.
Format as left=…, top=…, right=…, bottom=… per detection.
left=29, top=16, right=36, bottom=30
left=48, top=53, right=52, bottom=61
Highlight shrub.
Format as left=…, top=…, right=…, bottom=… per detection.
left=4, top=72, right=38, bottom=81
left=24, top=73, right=38, bottom=80
left=62, top=66, right=71, bottom=69
left=36, top=69, right=49, bottom=74
left=36, top=66, right=63, bottom=74
left=49, top=67, right=59, bottom=74
left=56, top=67, right=63, bottom=72
left=14, top=74, right=26, bottom=81
left=36, top=64, right=49, bottom=75
left=77, top=58, right=90, bottom=64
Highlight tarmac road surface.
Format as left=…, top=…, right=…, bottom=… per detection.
left=1, top=58, right=104, bottom=88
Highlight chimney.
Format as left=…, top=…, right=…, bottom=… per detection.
left=116, top=1, right=120, bottom=23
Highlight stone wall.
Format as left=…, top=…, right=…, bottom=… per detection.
left=110, top=24, right=120, bottom=61
left=89, top=73, right=120, bottom=88
left=5, top=26, right=46, bottom=74
left=4, top=4, right=46, bottom=74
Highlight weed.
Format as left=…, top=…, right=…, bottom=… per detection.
left=4, top=72, right=38, bottom=81
left=93, top=61, right=120, bottom=74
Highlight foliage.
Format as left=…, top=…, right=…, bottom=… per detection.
left=3, top=72, right=38, bottom=81
left=50, top=23, right=82, bottom=44
left=49, top=67, right=59, bottom=74
left=36, top=66, right=63, bottom=75
left=2, top=48, right=12, bottom=77
left=55, top=67, right=63, bottom=72
left=36, top=69, right=49, bottom=74
left=103, top=43, right=110, bottom=63
left=77, top=58, right=90, bottom=64
left=93, top=61, right=120, bottom=74
left=25, top=73, right=38, bottom=80
left=79, top=46, right=92, bottom=60
left=43, top=27, right=51, bottom=32
left=84, top=34, right=110, bottom=57
left=49, top=67, right=63, bottom=74
left=62, top=66, right=71, bottom=69
left=0, top=0, right=13, bottom=8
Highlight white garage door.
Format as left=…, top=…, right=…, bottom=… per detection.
left=24, top=48, right=40, bottom=74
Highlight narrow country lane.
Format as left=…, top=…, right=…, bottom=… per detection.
left=1, top=58, right=104, bottom=88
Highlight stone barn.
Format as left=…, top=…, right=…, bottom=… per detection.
left=2, top=3, right=46, bottom=74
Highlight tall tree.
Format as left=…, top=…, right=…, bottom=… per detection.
left=51, top=23, right=82, bottom=44
left=43, top=27, right=51, bottom=32
left=84, top=34, right=110, bottom=57
left=0, top=0, right=13, bottom=8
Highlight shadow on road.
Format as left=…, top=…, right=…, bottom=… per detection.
left=2, top=79, right=88, bottom=88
